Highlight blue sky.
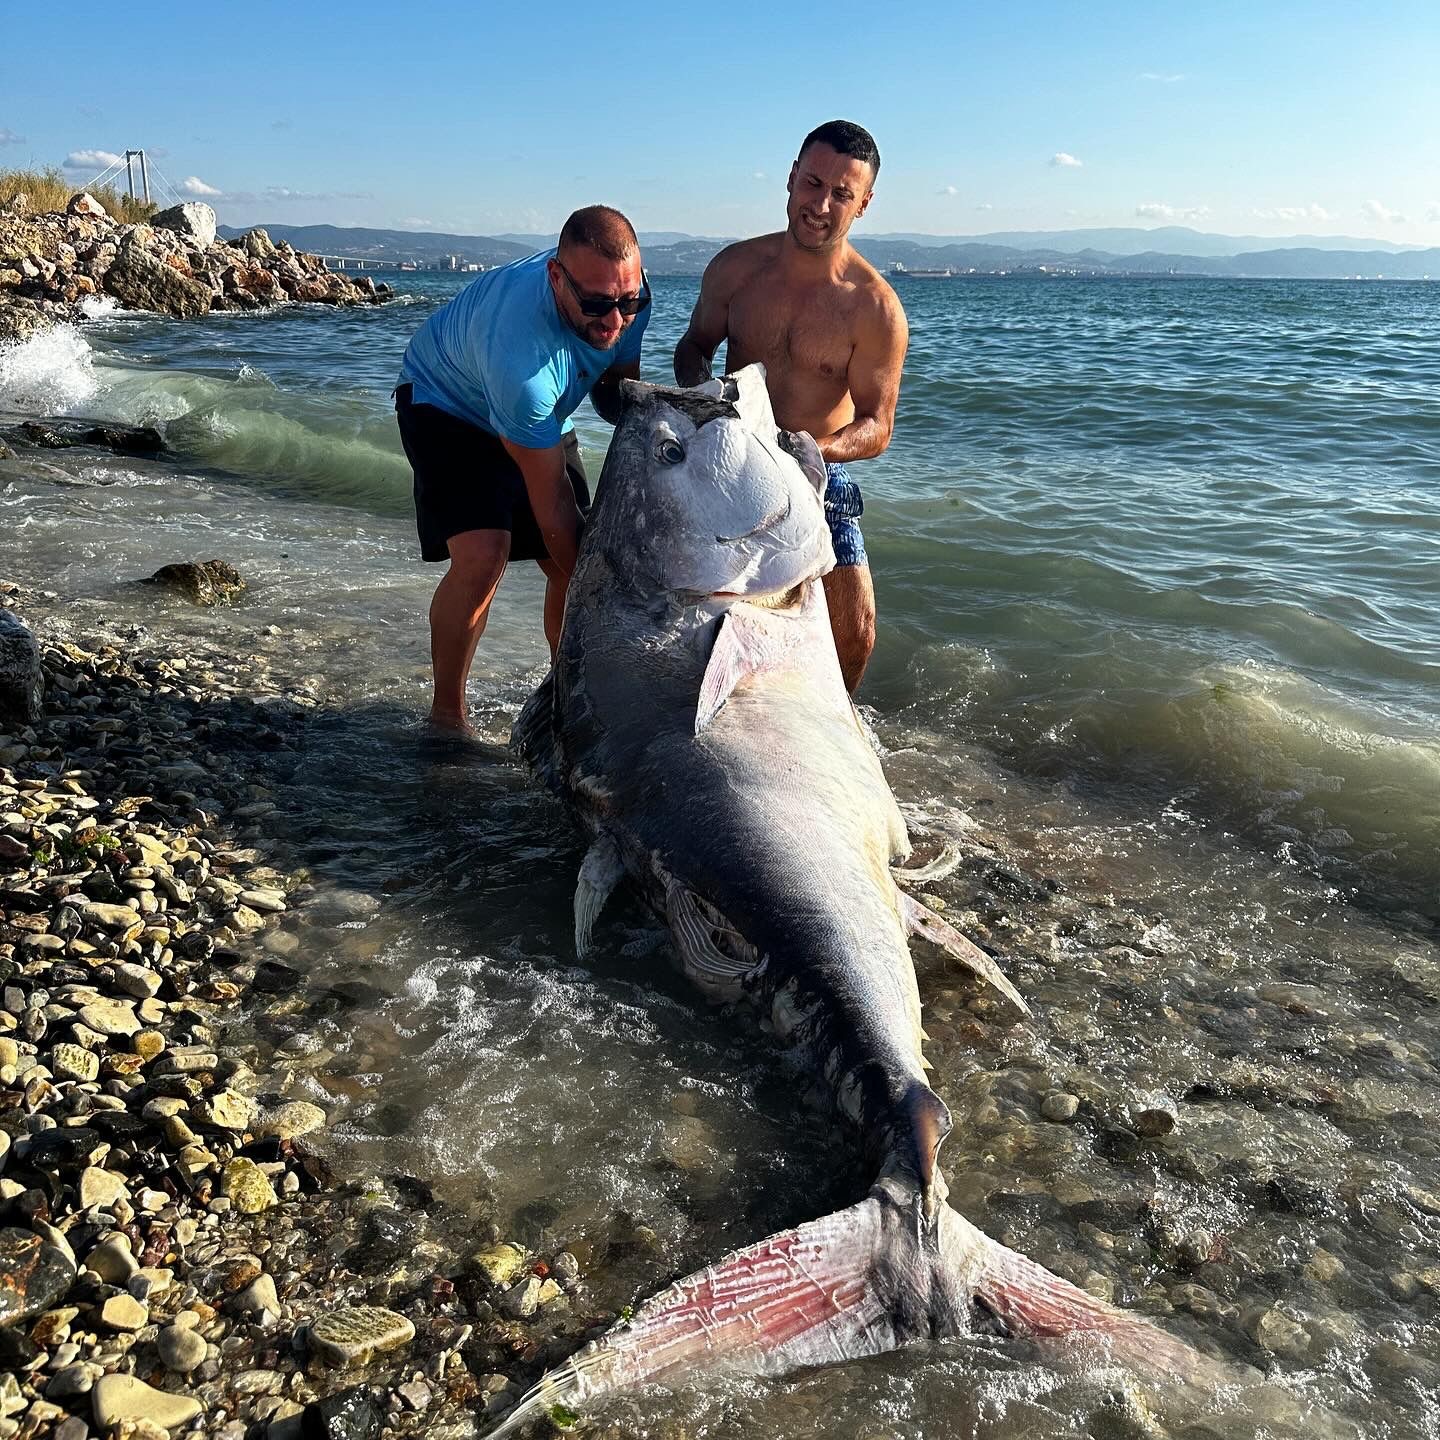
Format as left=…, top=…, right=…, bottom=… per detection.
left=4, top=0, right=1437, bottom=244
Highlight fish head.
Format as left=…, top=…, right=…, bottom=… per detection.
left=591, top=363, right=834, bottom=603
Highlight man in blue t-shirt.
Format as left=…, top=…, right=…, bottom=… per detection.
left=395, top=205, right=651, bottom=738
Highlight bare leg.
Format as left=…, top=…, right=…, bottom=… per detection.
left=822, top=564, right=876, bottom=694
left=536, top=557, right=570, bottom=663
left=428, top=528, right=510, bottom=733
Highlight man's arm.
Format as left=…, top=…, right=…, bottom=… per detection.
left=500, top=437, right=581, bottom=576
left=814, top=290, right=909, bottom=464
left=590, top=358, right=640, bottom=425
left=673, top=249, right=739, bottom=386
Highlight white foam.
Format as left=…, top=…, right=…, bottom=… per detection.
left=0, top=323, right=99, bottom=414
left=78, top=294, right=123, bottom=321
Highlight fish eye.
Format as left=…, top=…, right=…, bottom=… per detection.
left=655, top=437, right=686, bottom=466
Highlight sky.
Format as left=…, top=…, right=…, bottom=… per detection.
left=3, top=0, right=1437, bottom=245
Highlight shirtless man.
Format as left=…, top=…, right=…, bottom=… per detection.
left=674, top=119, right=907, bottom=692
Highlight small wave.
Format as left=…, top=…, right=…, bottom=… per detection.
left=0, top=324, right=99, bottom=413
left=78, top=295, right=124, bottom=321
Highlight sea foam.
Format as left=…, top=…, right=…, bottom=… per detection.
left=0, top=324, right=100, bottom=414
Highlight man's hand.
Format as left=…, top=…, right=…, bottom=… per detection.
left=591, top=358, right=640, bottom=426
left=502, top=438, right=581, bottom=576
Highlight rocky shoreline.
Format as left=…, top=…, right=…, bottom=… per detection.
left=0, top=195, right=389, bottom=345
left=0, top=583, right=604, bottom=1440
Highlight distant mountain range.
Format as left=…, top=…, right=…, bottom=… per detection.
left=216, top=223, right=1440, bottom=281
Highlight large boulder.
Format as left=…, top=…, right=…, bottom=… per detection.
left=66, top=192, right=109, bottom=219
left=0, top=296, right=53, bottom=344
left=239, top=228, right=276, bottom=261
left=152, top=201, right=217, bottom=248
left=144, top=559, right=246, bottom=605
left=103, top=243, right=212, bottom=318
left=0, top=609, right=44, bottom=723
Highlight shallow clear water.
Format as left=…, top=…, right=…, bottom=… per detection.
left=2, top=272, right=1439, bottom=1437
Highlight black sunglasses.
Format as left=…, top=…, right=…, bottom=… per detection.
left=556, top=260, right=651, bottom=318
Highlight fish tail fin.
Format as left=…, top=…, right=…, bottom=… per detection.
left=487, top=1197, right=894, bottom=1438
left=489, top=1195, right=1229, bottom=1435
left=939, top=1205, right=1230, bottom=1384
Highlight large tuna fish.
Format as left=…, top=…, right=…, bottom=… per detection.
left=503, top=365, right=1211, bottom=1433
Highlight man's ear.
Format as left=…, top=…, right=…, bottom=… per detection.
left=856, top=187, right=874, bottom=220
left=786, top=160, right=798, bottom=194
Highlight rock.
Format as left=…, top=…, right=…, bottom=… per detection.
left=233, top=1272, right=279, bottom=1317
left=465, top=1242, right=527, bottom=1288
left=301, top=1385, right=383, bottom=1440
left=0, top=1227, right=75, bottom=1325
left=253, top=1100, right=326, bottom=1140
left=0, top=609, right=44, bottom=725
left=498, top=1275, right=541, bottom=1318
left=44, top=1361, right=103, bottom=1399
left=1041, top=1091, right=1080, bottom=1122
left=102, top=243, right=212, bottom=318
left=77, top=997, right=142, bottom=1035
left=1244, top=1303, right=1311, bottom=1360
left=308, top=1305, right=415, bottom=1368
left=84, top=1233, right=138, bottom=1283
left=0, top=294, right=54, bottom=344
left=66, top=192, right=109, bottom=218
left=240, top=228, right=277, bottom=261
left=157, top=1322, right=207, bottom=1373
left=51, top=1042, right=100, bottom=1083
left=144, top=559, right=246, bottom=606
left=151, top=201, right=217, bottom=248
left=99, top=1292, right=148, bottom=1330
left=77, top=1166, right=129, bottom=1210
left=220, top=1157, right=277, bottom=1213
left=92, top=1373, right=202, bottom=1430
left=1130, top=1095, right=1178, bottom=1137
left=193, top=1087, right=253, bottom=1131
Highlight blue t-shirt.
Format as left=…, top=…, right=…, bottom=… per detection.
left=397, top=249, right=649, bottom=448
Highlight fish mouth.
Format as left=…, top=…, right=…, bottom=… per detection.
left=711, top=579, right=809, bottom=611
left=715, top=496, right=791, bottom=544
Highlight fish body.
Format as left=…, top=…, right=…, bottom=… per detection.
left=504, top=366, right=1209, bottom=1432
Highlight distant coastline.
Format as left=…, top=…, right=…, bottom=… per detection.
left=214, top=222, right=1440, bottom=282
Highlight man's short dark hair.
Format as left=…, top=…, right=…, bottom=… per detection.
left=798, top=120, right=880, bottom=179
left=558, top=205, right=638, bottom=263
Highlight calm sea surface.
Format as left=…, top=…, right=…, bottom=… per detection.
left=2, top=271, right=1438, bottom=1438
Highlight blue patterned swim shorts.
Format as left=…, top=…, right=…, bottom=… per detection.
left=823, top=463, right=867, bottom=568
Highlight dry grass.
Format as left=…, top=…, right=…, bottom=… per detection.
left=0, top=167, right=157, bottom=224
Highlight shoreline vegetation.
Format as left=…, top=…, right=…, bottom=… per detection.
left=0, top=183, right=391, bottom=346
left=0, top=579, right=608, bottom=1440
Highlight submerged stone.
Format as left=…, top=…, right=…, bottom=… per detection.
left=308, top=1305, right=415, bottom=1368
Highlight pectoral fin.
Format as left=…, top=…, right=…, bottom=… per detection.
left=898, top=890, right=1030, bottom=1020
left=696, top=599, right=811, bottom=735
left=575, top=834, right=625, bottom=957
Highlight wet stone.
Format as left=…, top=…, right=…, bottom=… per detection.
left=308, top=1305, right=415, bottom=1368
left=92, top=1373, right=203, bottom=1430
left=302, top=1385, right=384, bottom=1440
left=51, top=1041, right=99, bottom=1082
left=1041, top=1091, right=1080, bottom=1122
left=220, top=1157, right=277, bottom=1213
left=465, top=1242, right=527, bottom=1289
left=253, top=1100, right=325, bottom=1140
left=0, top=1226, right=75, bottom=1325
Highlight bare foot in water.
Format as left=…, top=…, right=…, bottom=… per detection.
left=426, top=710, right=480, bottom=742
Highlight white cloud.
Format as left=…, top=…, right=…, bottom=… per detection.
left=1362, top=199, right=1406, bottom=224
left=939, top=184, right=959, bottom=196
left=1051, top=152, right=1083, bottom=168
left=262, top=186, right=373, bottom=203
left=1136, top=201, right=1210, bottom=222
left=975, top=202, right=993, bottom=211
left=1428, top=202, right=1440, bottom=222
left=397, top=217, right=433, bottom=229
left=180, top=176, right=222, bottom=197
left=1252, top=204, right=1332, bottom=224
left=0, top=128, right=24, bottom=146
left=752, top=171, right=767, bottom=181
left=1139, top=71, right=1184, bottom=82
left=63, top=149, right=124, bottom=171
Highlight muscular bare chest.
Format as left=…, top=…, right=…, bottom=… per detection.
left=727, top=277, right=856, bottom=387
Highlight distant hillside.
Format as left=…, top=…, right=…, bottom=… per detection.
left=215, top=223, right=532, bottom=268
left=869, top=226, right=1425, bottom=257
left=216, top=222, right=1439, bottom=281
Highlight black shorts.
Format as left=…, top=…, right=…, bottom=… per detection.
left=394, top=383, right=589, bottom=563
